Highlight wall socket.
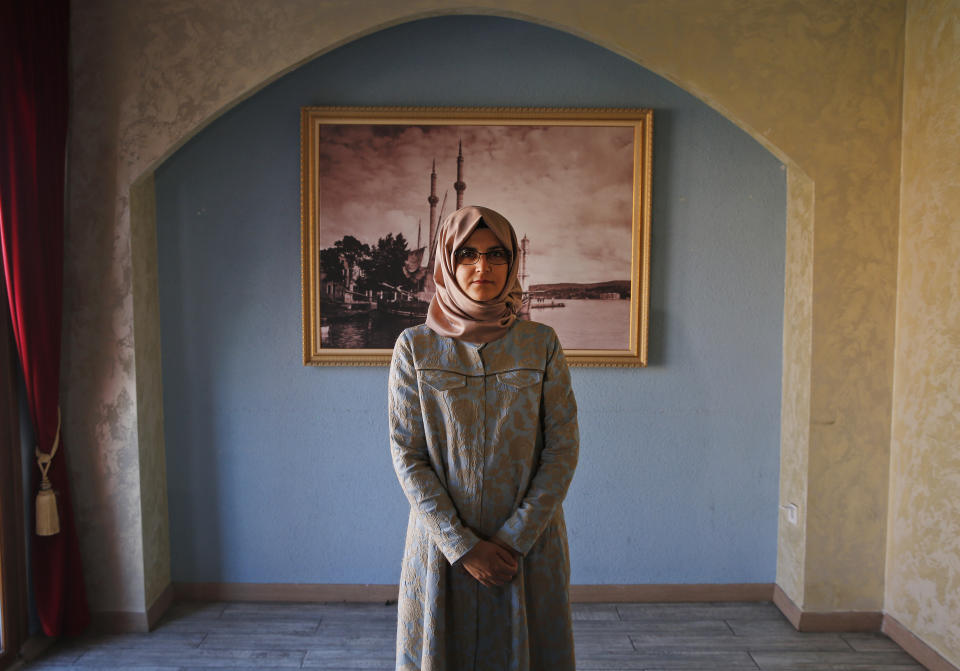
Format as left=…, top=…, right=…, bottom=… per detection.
left=780, top=503, right=799, bottom=525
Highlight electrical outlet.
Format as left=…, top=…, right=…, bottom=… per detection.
left=780, top=503, right=799, bottom=525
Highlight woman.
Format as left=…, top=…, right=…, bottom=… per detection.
left=389, top=205, right=579, bottom=670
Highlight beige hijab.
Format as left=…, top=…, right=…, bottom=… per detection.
left=426, top=205, right=523, bottom=343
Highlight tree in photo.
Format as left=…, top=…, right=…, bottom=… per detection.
left=359, top=233, right=411, bottom=292
left=320, top=235, right=370, bottom=289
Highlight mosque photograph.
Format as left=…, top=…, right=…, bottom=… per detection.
left=309, top=116, right=640, bottom=350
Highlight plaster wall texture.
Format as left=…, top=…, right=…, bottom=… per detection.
left=65, top=0, right=904, bottom=613
left=130, top=175, right=172, bottom=609
left=886, top=0, right=960, bottom=666
left=776, top=168, right=813, bottom=602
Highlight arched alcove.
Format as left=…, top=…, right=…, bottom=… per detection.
left=150, top=14, right=786, bottom=589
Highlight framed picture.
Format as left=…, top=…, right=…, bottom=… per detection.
left=301, top=106, right=652, bottom=366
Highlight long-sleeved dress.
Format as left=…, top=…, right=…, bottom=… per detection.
left=389, top=319, right=579, bottom=671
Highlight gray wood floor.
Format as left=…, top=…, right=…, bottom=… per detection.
left=21, top=601, right=926, bottom=670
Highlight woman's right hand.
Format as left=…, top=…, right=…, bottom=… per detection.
left=459, top=540, right=518, bottom=587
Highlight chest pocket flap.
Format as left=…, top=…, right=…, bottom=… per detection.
left=419, top=369, right=467, bottom=392
left=496, top=369, right=543, bottom=390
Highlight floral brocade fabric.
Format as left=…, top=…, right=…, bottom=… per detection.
left=389, top=320, right=579, bottom=671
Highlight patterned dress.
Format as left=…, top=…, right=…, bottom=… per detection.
left=389, top=320, right=579, bottom=671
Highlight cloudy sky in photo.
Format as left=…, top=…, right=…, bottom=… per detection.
left=317, top=123, right=635, bottom=285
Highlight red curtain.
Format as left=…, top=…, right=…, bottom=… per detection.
left=0, top=0, right=89, bottom=636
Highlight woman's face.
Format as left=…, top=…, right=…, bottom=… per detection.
left=454, top=227, right=510, bottom=302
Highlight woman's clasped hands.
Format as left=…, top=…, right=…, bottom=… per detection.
left=459, top=539, right=520, bottom=587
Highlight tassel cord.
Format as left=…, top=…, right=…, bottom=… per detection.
left=35, top=406, right=62, bottom=491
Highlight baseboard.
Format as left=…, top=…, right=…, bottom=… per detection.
left=772, top=583, right=803, bottom=628
left=146, top=582, right=174, bottom=630
left=87, top=582, right=174, bottom=634
left=172, top=582, right=772, bottom=604
left=772, top=584, right=882, bottom=633
left=89, top=609, right=150, bottom=634
left=173, top=582, right=401, bottom=602
left=883, top=613, right=960, bottom=671
left=570, top=583, right=773, bottom=602
left=798, top=609, right=884, bottom=632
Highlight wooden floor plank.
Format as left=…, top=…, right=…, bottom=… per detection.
left=572, top=619, right=737, bottom=638
left=841, top=632, right=906, bottom=652
left=572, top=603, right=622, bottom=621
left=575, top=649, right=760, bottom=669
left=726, top=617, right=804, bottom=637
left=751, top=649, right=926, bottom=669
left=573, top=633, right=635, bottom=654
left=630, top=632, right=854, bottom=652
left=199, top=632, right=393, bottom=652
left=156, top=617, right=320, bottom=635
left=70, top=648, right=306, bottom=668
left=301, top=647, right=395, bottom=668
left=618, top=602, right=781, bottom=621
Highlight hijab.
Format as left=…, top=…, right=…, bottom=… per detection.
left=425, top=205, right=523, bottom=343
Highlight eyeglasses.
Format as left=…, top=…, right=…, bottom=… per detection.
left=455, top=247, right=511, bottom=265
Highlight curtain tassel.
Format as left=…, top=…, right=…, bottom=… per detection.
left=35, top=407, right=62, bottom=536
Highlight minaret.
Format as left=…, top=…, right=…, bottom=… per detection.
left=519, top=234, right=529, bottom=292
left=427, top=159, right=439, bottom=270
left=518, top=234, right=530, bottom=319
left=454, top=140, right=466, bottom=209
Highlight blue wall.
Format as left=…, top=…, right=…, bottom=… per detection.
left=156, top=16, right=785, bottom=585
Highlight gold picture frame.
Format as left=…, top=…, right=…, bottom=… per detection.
left=301, top=106, right=652, bottom=366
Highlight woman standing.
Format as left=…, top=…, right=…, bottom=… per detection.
left=389, top=205, right=579, bottom=670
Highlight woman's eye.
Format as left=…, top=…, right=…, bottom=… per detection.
left=490, top=250, right=507, bottom=261
left=458, top=249, right=479, bottom=261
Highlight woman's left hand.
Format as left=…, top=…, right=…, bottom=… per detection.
left=460, top=540, right=518, bottom=586
left=490, top=537, right=520, bottom=560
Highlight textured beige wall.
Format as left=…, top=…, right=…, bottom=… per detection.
left=886, top=0, right=960, bottom=666
left=64, top=0, right=144, bottom=611
left=799, top=4, right=903, bottom=609
left=776, top=167, right=814, bottom=603
left=130, top=175, right=172, bottom=610
left=66, top=0, right=905, bottom=614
